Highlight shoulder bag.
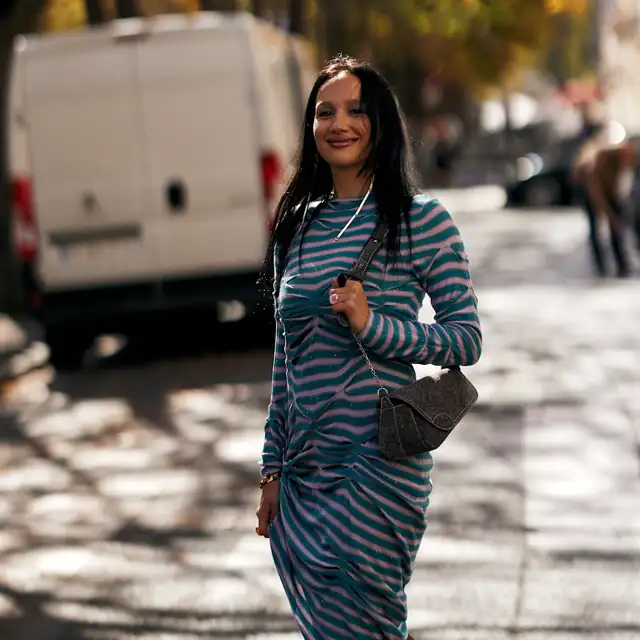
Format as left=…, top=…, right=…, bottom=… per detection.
left=342, top=218, right=479, bottom=461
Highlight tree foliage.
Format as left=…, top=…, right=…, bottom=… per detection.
left=325, top=0, right=589, bottom=81
left=310, top=0, right=591, bottom=111
left=41, top=0, right=239, bottom=30
left=38, top=0, right=591, bottom=98
left=42, top=0, right=86, bottom=31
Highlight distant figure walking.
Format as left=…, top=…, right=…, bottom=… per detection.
left=573, top=130, right=639, bottom=278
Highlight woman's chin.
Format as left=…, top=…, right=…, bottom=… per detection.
left=325, top=154, right=366, bottom=170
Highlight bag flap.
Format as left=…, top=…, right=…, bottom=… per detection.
left=386, top=368, right=478, bottom=431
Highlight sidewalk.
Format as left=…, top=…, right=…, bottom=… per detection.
left=0, top=314, right=49, bottom=386
left=427, top=184, right=507, bottom=213
left=0, top=206, right=637, bottom=639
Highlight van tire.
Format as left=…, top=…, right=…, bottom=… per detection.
left=45, top=324, right=93, bottom=372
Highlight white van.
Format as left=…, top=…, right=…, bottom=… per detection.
left=9, top=12, right=317, bottom=367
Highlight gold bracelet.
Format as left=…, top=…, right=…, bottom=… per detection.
left=259, top=474, right=281, bottom=489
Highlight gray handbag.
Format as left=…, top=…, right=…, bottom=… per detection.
left=342, top=219, right=479, bottom=461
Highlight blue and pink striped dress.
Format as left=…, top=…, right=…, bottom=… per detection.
left=261, top=194, right=482, bottom=639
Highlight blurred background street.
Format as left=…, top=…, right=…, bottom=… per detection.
left=1, top=197, right=639, bottom=639
left=1, top=0, right=640, bottom=638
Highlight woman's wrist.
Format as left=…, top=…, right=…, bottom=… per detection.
left=259, top=473, right=281, bottom=489
left=353, top=309, right=375, bottom=338
left=352, top=309, right=370, bottom=335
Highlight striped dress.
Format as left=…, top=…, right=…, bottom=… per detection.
left=261, top=194, right=482, bottom=639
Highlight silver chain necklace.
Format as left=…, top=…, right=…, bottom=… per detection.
left=333, top=182, right=374, bottom=242
left=301, top=182, right=373, bottom=242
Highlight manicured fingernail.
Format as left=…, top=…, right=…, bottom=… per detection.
left=330, top=293, right=338, bottom=304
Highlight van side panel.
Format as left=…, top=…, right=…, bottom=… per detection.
left=136, top=24, right=266, bottom=277
left=9, top=43, right=29, bottom=179
left=22, top=32, right=159, bottom=290
left=11, top=15, right=318, bottom=325
left=250, top=24, right=304, bottom=197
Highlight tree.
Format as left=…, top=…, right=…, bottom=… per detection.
left=200, top=0, right=237, bottom=10
left=320, top=0, right=590, bottom=113
left=115, top=0, right=138, bottom=18
left=42, top=0, right=86, bottom=31
left=84, top=0, right=104, bottom=24
left=251, top=0, right=266, bottom=18
left=0, top=0, right=48, bottom=313
left=289, top=0, right=306, bottom=35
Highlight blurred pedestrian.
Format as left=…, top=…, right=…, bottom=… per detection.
left=631, top=154, right=640, bottom=254
left=432, top=117, right=461, bottom=187
left=572, top=130, right=638, bottom=277
left=256, top=55, right=482, bottom=639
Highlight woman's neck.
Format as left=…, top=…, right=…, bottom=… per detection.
left=331, top=168, right=372, bottom=199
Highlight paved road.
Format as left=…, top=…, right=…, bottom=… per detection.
left=0, top=206, right=639, bottom=639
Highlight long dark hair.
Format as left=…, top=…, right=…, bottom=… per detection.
left=259, top=55, right=418, bottom=293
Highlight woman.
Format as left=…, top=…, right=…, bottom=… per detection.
left=256, top=56, right=482, bottom=639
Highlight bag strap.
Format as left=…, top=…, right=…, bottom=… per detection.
left=344, top=218, right=389, bottom=282
left=346, top=219, right=390, bottom=396
left=348, top=216, right=459, bottom=375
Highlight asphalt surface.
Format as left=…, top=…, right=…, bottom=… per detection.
left=0, top=203, right=639, bottom=639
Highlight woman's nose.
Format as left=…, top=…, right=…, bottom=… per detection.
left=331, top=108, right=349, bottom=132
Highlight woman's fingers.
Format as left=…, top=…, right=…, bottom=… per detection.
left=329, top=279, right=369, bottom=333
left=331, top=299, right=357, bottom=314
left=256, top=504, right=271, bottom=538
left=329, top=287, right=356, bottom=306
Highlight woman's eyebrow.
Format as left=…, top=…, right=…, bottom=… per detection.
left=316, top=98, right=361, bottom=108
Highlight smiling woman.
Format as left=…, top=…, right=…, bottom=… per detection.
left=313, top=73, right=372, bottom=180
left=256, top=55, right=482, bottom=640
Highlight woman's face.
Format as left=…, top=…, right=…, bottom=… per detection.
left=313, top=72, right=372, bottom=171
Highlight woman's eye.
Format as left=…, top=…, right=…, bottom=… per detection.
left=317, top=110, right=333, bottom=118
left=350, top=106, right=366, bottom=115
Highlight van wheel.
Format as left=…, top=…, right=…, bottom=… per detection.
left=45, top=324, right=93, bottom=372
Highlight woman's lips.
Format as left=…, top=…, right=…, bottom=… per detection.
left=327, top=139, right=358, bottom=148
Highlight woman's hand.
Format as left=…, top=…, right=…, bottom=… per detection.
left=329, top=277, right=370, bottom=334
left=256, top=479, right=280, bottom=539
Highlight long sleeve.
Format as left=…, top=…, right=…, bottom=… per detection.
left=260, top=280, right=288, bottom=477
left=357, top=199, right=482, bottom=367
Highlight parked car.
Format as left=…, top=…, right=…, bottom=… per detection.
left=9, top=12, right=317, bottom=368
left=505, top=136, right=584, bottom=208
left=505, top=126, right=640, bottom=208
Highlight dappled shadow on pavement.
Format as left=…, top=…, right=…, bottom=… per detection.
left=0, top=319, right=297, bottom=638
left=0, top=209, right=639, bottom=638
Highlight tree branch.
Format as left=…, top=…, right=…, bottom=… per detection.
left=10, top=0, right=48, bottom=35
left=115, top=0, right=139, bottom=19
left=84, top=0, right=105, bottom=26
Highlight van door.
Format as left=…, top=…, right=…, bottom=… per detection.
left=251, top=24, right=307, bottom=210
left=22, top=29, right=159, bottom=290
left=135, top=19, right=266, bottom=279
